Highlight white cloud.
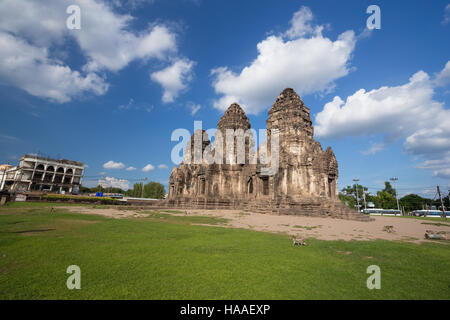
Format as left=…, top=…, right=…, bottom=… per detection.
left=187, top=102, right=201, bottom=115
left=284, top=6, right=315, bottom=39
left=442, top=4, right=450, bottom=24
left=81, top=23, right=176, bottom=73
left=211, top=6, right=356, bottom=114
left=0, top=132, right=20, bottom=142
left=0, top=0, right=177, bottom=72
left=151, top=59, right=194, bottom=103
left=191, top=104, right=201, bottom=115
left=157, top=164, right=168, bottom=169
left=118, top=98, right=154, bottom=112
left=126, top=166, right=137, bottom=171
left=417, top=155, right=450, bottom=180
left=142, top=164, right=155, bottom=172
left=315, top=70, right=440, bottom=139
left=99, top=176, right=130, bottom=190
left=315, top=61, right=450, bottom=179
left=118, top=98, right=134, bottom=110
left=103, top=160, right=126, bottom=169
left=434, top=60, right=450, bottom=87
left=404, top=125, right=450, bottom=156
left=434, top=168, right=450, bottom=179
left=0, top=0, right=181, bottom=102
left=361, top=142, right=385, bottom=155
left=112, top=0, right=156, bottom=10
left=0, top=32, right=108, bottom=103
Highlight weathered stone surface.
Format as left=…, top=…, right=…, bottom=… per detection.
left=166, top=88, right=369, bottom=221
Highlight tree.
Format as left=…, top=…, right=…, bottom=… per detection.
left=125, top=183, right=143, bottom=197
left=339, top=181, right=448, bottom=212
left=79, top=185, right=92, bottom=194
left=90, top=185, right=103, bottom=193
left=339, top=193, right=357, bottom=209
left=143, top=182, right=165, bottom=199
left=399, top=194, right=426, bottom=213
left=125, top=182, right=166, bottom=199
left=376, top=190, right=396, bottom=209
left=340, top=184, right=369, bottom=210
left=341, top=184, right=368, bottom=200
left=383, top=181, right=396, bottom=198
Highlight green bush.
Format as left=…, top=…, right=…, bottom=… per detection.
left=43, top=194, right=121, bottom=205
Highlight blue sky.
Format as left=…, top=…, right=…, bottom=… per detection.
left=0, top=0, right=449, bottom=197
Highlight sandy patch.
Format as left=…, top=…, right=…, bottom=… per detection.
left=62, top=206, right=148, bottom=219
left=63, top=206, right=449, bottom=243
left=171, top=209, right=450, bottom=243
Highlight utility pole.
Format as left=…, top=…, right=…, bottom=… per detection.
left=390, top=177, right=400, bottom=214
left=353, top=178, right=360, bottom=212
left=141, top=177, right=147, bottom=198
left=437, top=186, right=446, bottom=219
left=363, top=191, right=368, bottom=210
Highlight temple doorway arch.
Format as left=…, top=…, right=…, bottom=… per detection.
left=247, top=178, right=253, bottom=194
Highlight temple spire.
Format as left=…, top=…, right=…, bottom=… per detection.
left=217, top=102, right=251, bottom=131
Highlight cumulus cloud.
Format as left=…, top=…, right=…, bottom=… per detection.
left=315, top=70, right=440, bottom=139
left=211, top=6, right=356, bottom=114
left=284, top=6, right=315, bottom=39
left=417, top=156, right=450, bottom=180
left=315, top=61, right=450, bottom=179
left=103, top=160, right=126, bottom=169
left=433, top=168, right=450, bottom=179
left=0, top=0, right=183, bottom=103
left=126, top=166, right=137, bottom=171
left=99, top=176, right=130, bottom=190
left=142, top=164, right=155, bottom=172
left=151, top=59, right=194, bottom=103
left=361, top=142, right=385, bottom=155
left=157, top=164, right=168, bottom=169
left=434, top=61, right=450, bottom=87
left=0, top=32, right=108, bottom=103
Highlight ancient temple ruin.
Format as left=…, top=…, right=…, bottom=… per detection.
left=167, top=88, right=368, bottom=220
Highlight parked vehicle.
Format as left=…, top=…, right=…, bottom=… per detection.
left=362, top=208, right=402, bottom=216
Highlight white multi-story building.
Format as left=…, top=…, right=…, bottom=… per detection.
left=0, top=154, right=84, bottom=194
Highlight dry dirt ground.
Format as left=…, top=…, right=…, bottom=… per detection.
left=62, top=206, right=450, bottom=243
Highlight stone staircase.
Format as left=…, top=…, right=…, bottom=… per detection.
left=162, top=195, right=372, bottom=221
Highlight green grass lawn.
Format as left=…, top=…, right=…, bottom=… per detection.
left=392, top=215, right=450, bottom=222
left=0, top=205, right=449, bottom=299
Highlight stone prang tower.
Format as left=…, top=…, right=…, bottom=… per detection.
left=265, top=88, right=338, bottom=201
left=167, top=88, right=369, bottom=220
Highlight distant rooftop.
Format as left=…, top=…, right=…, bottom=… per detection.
left=21, top=154, right=84, bottom=167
